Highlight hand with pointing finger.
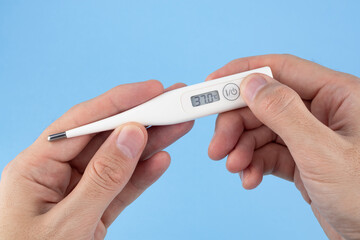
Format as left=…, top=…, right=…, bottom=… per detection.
left=207, top=54, right=360, bottom=240
left=0, top=80, right=193, bottom=240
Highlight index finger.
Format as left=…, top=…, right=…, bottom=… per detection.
left=206, top=54, right=342, bottom=100
left=31, top=80, right=164, bottom=162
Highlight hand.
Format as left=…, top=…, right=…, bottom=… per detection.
left=0, top=80, right=194, bottom=240
left=206, top=54, right=360, bottom=240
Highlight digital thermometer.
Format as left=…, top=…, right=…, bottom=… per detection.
left=48, top=67, right=272, bottom=141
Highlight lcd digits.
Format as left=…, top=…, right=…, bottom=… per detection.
left=191, top=90, right=220, bottom=107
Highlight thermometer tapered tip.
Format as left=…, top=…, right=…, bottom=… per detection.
left=48, top=132, right=67, bottom=142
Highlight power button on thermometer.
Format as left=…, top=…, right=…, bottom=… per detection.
left=223, top=83, right=240, bottom=101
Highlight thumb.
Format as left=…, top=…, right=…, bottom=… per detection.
left=54, top=123, right=147, bottom=224
left=240, top=73, right=331, bottom=147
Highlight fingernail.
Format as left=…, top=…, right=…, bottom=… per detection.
left=116, top=125, right=144, bottom=159
left=242, top=74, right=267, bottom=101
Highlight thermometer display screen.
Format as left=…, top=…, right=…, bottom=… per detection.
left=191, top=90, right=220, bottom=107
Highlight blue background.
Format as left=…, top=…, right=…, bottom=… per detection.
left=1, top=1, right=359, bottom=239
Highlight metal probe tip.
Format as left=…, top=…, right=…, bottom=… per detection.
left=48, top=132, right=67, bottom=142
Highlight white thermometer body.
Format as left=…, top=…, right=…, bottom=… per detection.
left=48, top=67, right=272, bottom=141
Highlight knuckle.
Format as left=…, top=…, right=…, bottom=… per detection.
left=96, top=222, right=108, bottom=239
left=0, top=161, right=17, bottom=179
left=68, top=100, right=90, bottom=115
left=281, top=53, right=296, bottom=59
left=1, top=164, right=10, bottom=179
left=3, top=163, right=10, bottom=173
left=230, top=58, right=242, bottom=64
left=226, top=58, right=249, bottom=69
left=145, top=79, right=164, bottom=92
left=66, top=103, right=85, bottom=122
left=347, top=75, right=360, bottom=88
left=90, top=155, right=129, bottom=191
left=69, top=103, right=81, bottom=113
left=147, top=79, right=163, bottom=87
left=259, top=84, right=298, bottom=119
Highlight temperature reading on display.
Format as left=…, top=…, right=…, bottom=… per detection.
left=191, top=90, right=220, bottom=107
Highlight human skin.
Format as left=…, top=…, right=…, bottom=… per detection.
left=1, top=55, right=360, bottom=240
left=0, top=80, right=194, bottom=239
left=206, top=54, right=360, bottom=240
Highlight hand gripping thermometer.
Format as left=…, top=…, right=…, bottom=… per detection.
left=48, top=67, right=272, bottom=141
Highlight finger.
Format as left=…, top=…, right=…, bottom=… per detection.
left=226, top=125, right=277, bottom=173
left=240, top=73, right=336, bottom=157
left=101, top=151, right=170, bottom=227
left=206, top=54, right=342, bottom=100
left=49, top=123, right=147, bottom=226
left=141, top=82, right=194, bottom=160
left=208, top=107, right=262, bottom=160
left=240, top=143, right=295, bottom=190
left=64, top=167, right=83, bottom=197
left=70, top=83, right=194, bottom=172
left=33, top=80, right=164, bottom=162
left=94, top=221, right=107, bottom=240
left=69, top=130, right=112, bottom=173
left=142, top=121, right=194, bottom=160
left=71, top=121, right=193, bottom=174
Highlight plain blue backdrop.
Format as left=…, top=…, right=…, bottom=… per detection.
left=1, top=1, right=359, bottom=239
